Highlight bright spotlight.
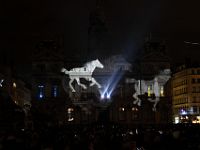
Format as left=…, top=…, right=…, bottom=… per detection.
left=101, top=94, right=105, bottom=99
left=106, top=93, right=111, bottom=99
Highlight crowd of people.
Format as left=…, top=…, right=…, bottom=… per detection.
left=0, top=122, right=200, bottom=150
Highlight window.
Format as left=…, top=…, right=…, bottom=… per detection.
left=38, top=85, right=45, bottom=99
left=13, top=82, right=17, bottom=88
left=193, top=106, right=198, bottom=113
left=192, top=87, right=195, bottom=92
left=52, top=85, right=58, bottom=97
left=192, top=78, right=196, bottom=84
left=197, top=87, right=200, bottom=93
left=119, top=107, right=126, bottom=120
left=132, top=113, right=139, bottom=120
left=192, top=69, right=195, bottom=74
left=37, top=64, right=46, bottom=72
left=148, top=85, right=152, bottom=97
left=197, top=70, right=200, bottom=74
left=193, top=96, right=197, bottom=103
left=160, top=86, right=164, bottom=97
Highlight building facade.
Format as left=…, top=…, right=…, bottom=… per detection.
left=31, top=39, right=69, bottom=123
left=172, top=65, right=200, bottom=123
left=109, top=39, right=172, bottom=125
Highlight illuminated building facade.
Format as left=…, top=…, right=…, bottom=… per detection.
left=172, top=65, right=200, bottom=123
left=109, top=39, right=172, bottom=124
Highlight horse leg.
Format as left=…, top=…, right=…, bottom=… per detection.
left=90, top=77, right=101, bottom=88
left=133, top=93, right=138, bottom=104
left=148, top=97, right=159, bottom=111
left=75, top=78, right=87, bottom=90
left=152, top=97, right=159, bottom=111
left=69, top=78, right=76, bottom=92
left=133, top=92, right=141, bottom=106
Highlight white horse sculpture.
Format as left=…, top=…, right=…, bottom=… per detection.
left=133, top=69, right=171, bottom=111
left=61, top=59, right=104, bottom=92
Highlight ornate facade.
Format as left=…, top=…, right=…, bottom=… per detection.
left=32, top=40, right=68, bottom=123
left=109, top=39, right=172, bottom=125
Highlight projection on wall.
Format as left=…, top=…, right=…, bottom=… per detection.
left=98, top=55, right=131, bottom=100
left=61, top=59, right=104, bottom=92
left=0, top=79, right=4, bottom=87
left=132, top=69, right=171, bottom=111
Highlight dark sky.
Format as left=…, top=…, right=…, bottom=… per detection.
left=1, top=0, right=200, bottom=64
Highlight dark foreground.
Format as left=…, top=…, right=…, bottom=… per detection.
left=0, top=123, right=200, bottom=150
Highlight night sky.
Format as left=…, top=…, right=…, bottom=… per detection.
left=1, top=0, right=200, bottom=64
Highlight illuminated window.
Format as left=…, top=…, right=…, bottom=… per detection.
left=119, top=107, right=125, bottom=120
left=13, top=82, right=17, bottom=88
left=175, top=117, right=179, bottom=124
left=38, top=85, right=45, bottom=99
left=148, top=85, right=152, bottom=97
left=119, top=107, right=125, bottom=111
left=132, top=107, right=138, bottom=111
left=67, top=108, right=74, bottom=113
left=160, top=86, right=164, bottom=97
left=52, top=85, right=58, bottom=97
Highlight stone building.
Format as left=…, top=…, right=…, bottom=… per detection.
left=171, top=64, right=200, bottom=123
left=31, top=39, right=68, bottom=123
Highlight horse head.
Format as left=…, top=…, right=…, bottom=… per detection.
left=94, top=59, right=104, bottom=69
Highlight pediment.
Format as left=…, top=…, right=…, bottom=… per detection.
left=33, top=41, right=64, bottom=61
left=142, top=52, right=169, bottom=62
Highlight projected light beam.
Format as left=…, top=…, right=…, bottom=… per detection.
left=100, top=71, right=117, bottom=99
left=100, top=68, right=124, bottom=100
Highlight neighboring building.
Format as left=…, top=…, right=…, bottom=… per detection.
left=32, top=39, right=69, bottom=123
left=172, top=65, right=200, bottom=123
left=0, top=57, right=26, bottom=129
left=10, top=79, right=31, bottom=107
